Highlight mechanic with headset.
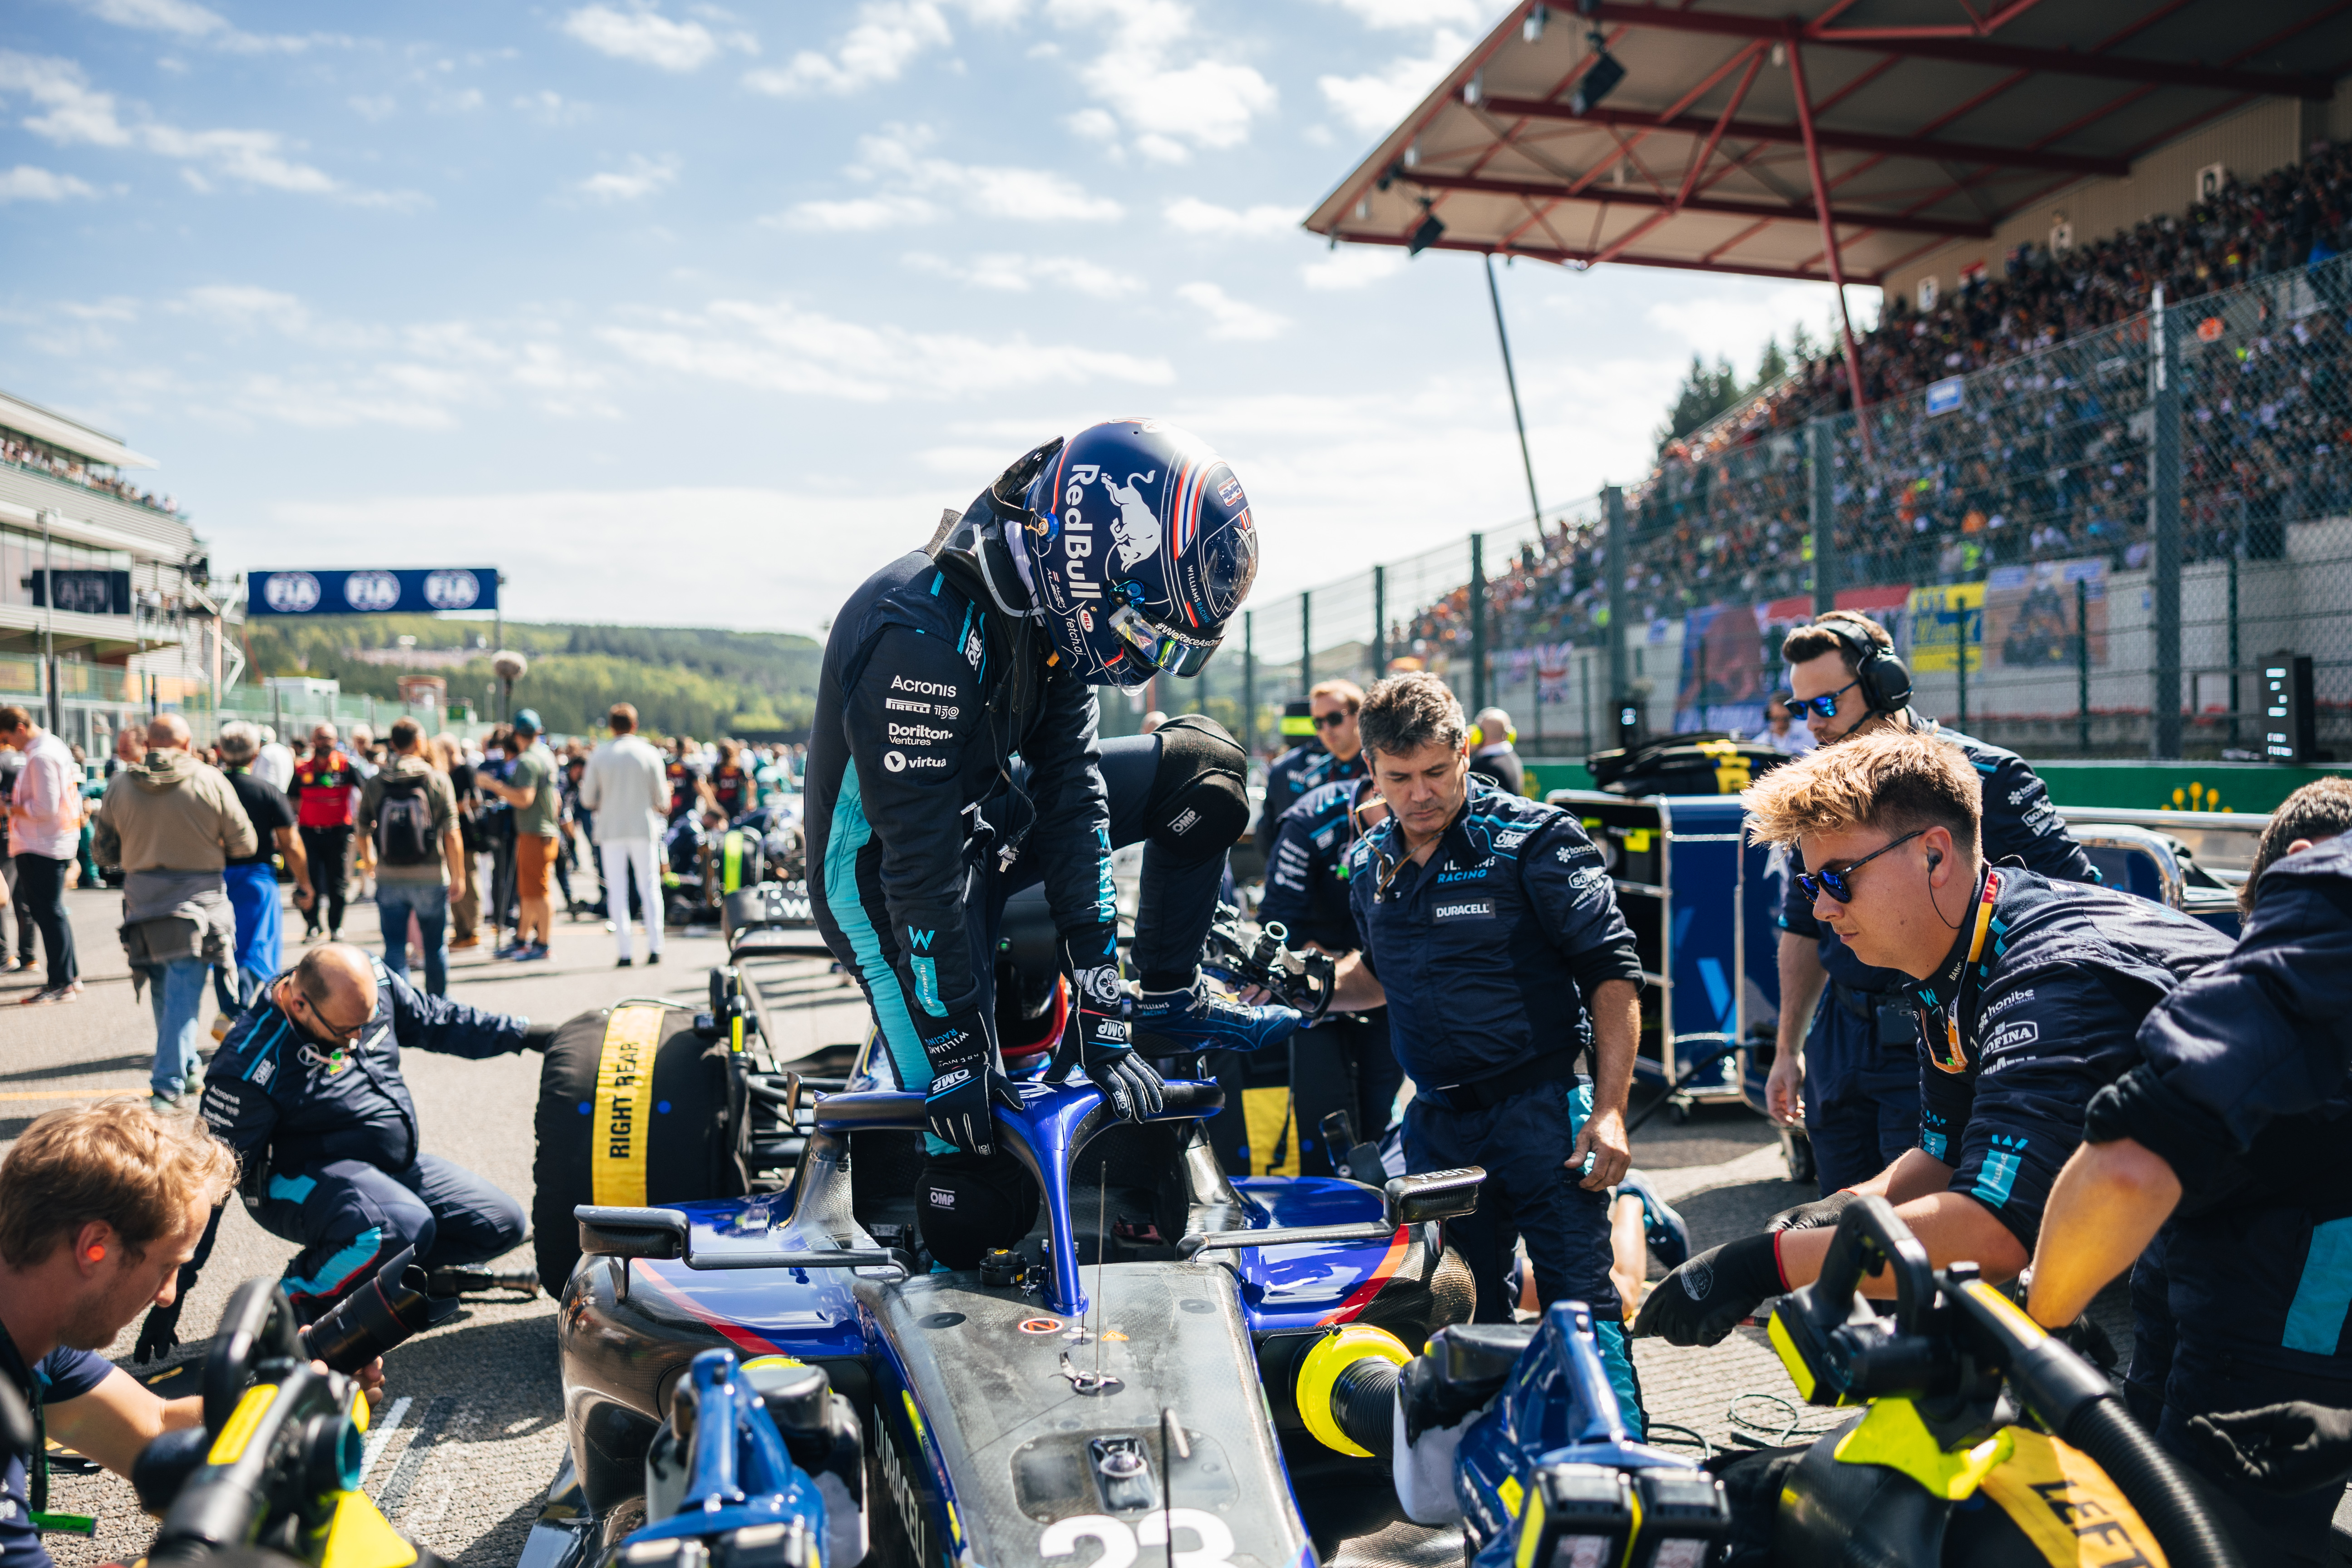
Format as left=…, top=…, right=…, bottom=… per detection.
left=1316, top=673, right=1650, bottom=1427
left=132, top=943, right=557, bottom=1357
left=1770, top=610, right=2097, bottom=1195
left=804, top=420, right=1300, bottom=1269
left=1257, top=772, right=1404, bottom=1177
left=1254, top=681, right=1367, bottom=857
left=1465, top=706, right=1524, bottom=797
left=2022, top=781, right=2352, bottom=1563
left=1633, top=728, right=2230, bottom=1348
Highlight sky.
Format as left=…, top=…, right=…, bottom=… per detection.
left=0, top=0, right=1878, bottom=636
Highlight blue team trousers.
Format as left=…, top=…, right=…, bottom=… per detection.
left=1801, top=989, right=1920, bottom=1195
left=252, top=1154, right=527, bottom=1316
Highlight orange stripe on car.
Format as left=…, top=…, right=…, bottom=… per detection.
left=1317, top=1226, right=1410, bottom=1327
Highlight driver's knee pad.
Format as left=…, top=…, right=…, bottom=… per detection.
left=917, top=1150, right=1040, bottom=1270
left=1146, top=715, right=1247, bottom=868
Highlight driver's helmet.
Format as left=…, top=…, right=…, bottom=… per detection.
left=1014, top=419, right=1258, bottom=689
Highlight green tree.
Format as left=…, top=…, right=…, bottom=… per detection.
left=1753, top=334, right=1789, bottom=388
left=1655, top=354, right=1744, bottom=454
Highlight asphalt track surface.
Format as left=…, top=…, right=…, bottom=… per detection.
left=7, top=874, right=2163, bottom=1568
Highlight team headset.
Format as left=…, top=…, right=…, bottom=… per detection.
left=1470, top=719, right=1518, bottom=748
left=1814, top=616, right=1914, bottom=717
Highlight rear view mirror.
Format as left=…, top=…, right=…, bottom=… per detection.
left=578, top=1205, right=687, bottom=1261
left=1385, top=1167, right=1484, bottom=1228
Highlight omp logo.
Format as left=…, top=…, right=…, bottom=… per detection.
left=885, top=698, right=931, bottom=714
left=890, top=676, right=957, bottom=697
left=1168, top=807, right=1200, bottom=835
left=1096, top=1020, right=1129, bottom=1040
left=964, top=628, right=983, bottom=668
left=1496, top=830, right=1529, bottom=849
left=932, top=1066, right=971, bottom=1090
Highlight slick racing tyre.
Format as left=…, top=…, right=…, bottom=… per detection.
left=533, top=1002, right=738, bottom=1292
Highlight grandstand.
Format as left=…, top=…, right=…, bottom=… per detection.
left=1247, top=0, right=2352, bottom=764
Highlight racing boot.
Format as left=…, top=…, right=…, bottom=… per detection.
left=1613, top=1169, right=1691, bottom=1269
left=1133, top=969, right=1302, bottom=1055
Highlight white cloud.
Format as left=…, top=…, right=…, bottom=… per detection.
left=1318, top=30, right=1464, bottom=134
left=1164, top=196, right=1293, bottom=237
left=903, top=251, right=1141, bottom=298
left=1301, top=247, right=1402, bottom=290
left=1306, top=0, right=1482, bottom=27
left=598, top=297, right=1172, bottom=402
left=560, top=5, right=722, bottom=72
left=514, top=89, right=591, bottom=125
left=743, top=0, right=952, bottom=95
left=575, top=153, right=679, bottom=202
left=0, top=51, right=407, bottom=203
left=347, top=94, right=396, bottom=121
left=1176, top=281, right=1287, bottom=341
left=0, top=165, right=97, bottom=201
left=1063, top=107, right=1116, bottom=140
left=772, top=123, right=1119, bottom=231
left=1040, top=0, right=1275, bottom=157
left=74, top=0, right=225, bottom=37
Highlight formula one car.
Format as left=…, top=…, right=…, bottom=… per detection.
left=520, top=899, right=1480, bottom=1567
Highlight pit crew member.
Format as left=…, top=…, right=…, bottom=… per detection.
left=1255, top=680, right=1366, bottom=856
left=1769, top=611, right=2096, bottom=1194
left=2026, top=780, right=2352, bottom=1564
left=1318, top=673, right=1647, bottom=1425
left=0, top=1101, right=383, bottom=1568
left=292, top=724, right=362, bottom=944
left=1257, top=773, right=1403, bottom=1176
left=1635, top=728, right=2229, bottom=1347
left=137, top=943, right=554, bottom=1353
left=804, top=421, right=1298, bottom=1267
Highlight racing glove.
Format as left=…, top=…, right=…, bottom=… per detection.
left=1766, top=1189, right=1857, bottom=1235
left=2190, top=1402, right=2352, bottom=1495
left=523, top=1021, right=560, bottom=1052
left=133, top=1298, right=184, bottom=1365
left=1632, top=1231, right=1784, bottom=1347
left=1068, top=934, right=1163, bottom=1123
left=921, top=1012, right=1016, bottom=1156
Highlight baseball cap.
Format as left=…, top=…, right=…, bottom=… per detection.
left=512, top=708, right=542, bottom=734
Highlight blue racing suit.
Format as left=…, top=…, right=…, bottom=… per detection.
left=1256, top=739, right=1365, bottom=855
left=196, top=958, right=529, bottom=1313
left=1346, top=782, right=1647, bottom=1428
left=1904, top=867, right=2229, bottom=1257
left=803, top=548, right=1234, bottom=1122
left=1250, top=777, right=1402, bottom=1176
left=1782, top=719, right=2096, bottom=1192
left=2086, top=832, right=2352, bottom=1559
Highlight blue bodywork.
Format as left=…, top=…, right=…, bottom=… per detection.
left=621, top=1349, right=828, bottom=1556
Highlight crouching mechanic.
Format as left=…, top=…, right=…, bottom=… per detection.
left=0, top=1101, right=385, bottom=1568
left=1636, top=728, right=2230, bottom=1348
left=2025, top=780, right=2352, bottom=1564
left=134, top=943, right=557, bottom=1356
left=805, top=420, right=1300, bottom=1268
left=1316, top=674, right=1647, bottom=1425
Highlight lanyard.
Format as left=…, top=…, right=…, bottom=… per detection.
left=1919, top=869, right=2002, bottom=1075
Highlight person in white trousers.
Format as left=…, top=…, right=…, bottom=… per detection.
left=577, top=701, right=670, bottom=968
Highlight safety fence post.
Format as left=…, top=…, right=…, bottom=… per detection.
left=2227, top=553, right=2240, bottom=752
left=1957, top=596, right=1969, bottom=733
left=1371, top=565, right=1386, bottom=683
left=1469, top=533, right=1488, bottom=713
left=2076, top=578, right=2091, bottom=753
left=1809, top=419, right=1835, bottom=614
left=2150, top=284, right=2183, bottom=759
left=1604, top=486, right=1628, bottom=735
left=1242, top=611, right=1255, bottom=757
left=1300, top=592, right=1313, bottom=700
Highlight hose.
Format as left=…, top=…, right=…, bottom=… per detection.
left=1329, top=1357, right=1400, bottom=1459
left=2061, top=1398, right=2244, bottom=1568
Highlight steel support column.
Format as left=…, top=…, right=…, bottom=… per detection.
left=1785, top=39, right=1872, bottom=444
left=2150, top=286, right=2183, bottom=759
left=1469, top=534, right=1489, bottom=714
left=1605, top=485, right=1629, bottom=736
left=1242, top=611, right=1255, bottom=757
left=1301, top=592, right=1313, bottom=701
left=1371, top=564, right=1386, bottom=682
left=1809, top=420, right=1836, bottom=614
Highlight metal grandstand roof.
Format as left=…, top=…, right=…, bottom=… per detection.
left=1303, top=0, right=2352, bottom=288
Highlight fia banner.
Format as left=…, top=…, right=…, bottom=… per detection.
left=246, top=568, right=498, bottom=617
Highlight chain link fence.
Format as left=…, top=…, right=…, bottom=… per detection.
left=1158, top=251, right=2352, bottom=765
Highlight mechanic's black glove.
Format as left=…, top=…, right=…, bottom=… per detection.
left=523, top=1021, right=560, bottom=1052
left=1766, top=1188, right=1857, bottom=1235
left=133, top=1298, right=184, bottom=1365
left=922, top=1011, right=1016, bottom=1156
left=1632, top=1231, right=1783, bottom=1347
left=2190, top=1402, right=2352, bottom=1495
left=1067, top=936, right=1162, bottom=1123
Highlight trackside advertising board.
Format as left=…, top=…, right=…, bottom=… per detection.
left=247, top=567, right=499, bottom=616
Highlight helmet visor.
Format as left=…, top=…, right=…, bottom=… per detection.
left=1108, top=603, right=1222, bottom=678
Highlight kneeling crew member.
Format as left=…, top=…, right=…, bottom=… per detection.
left=147, top=943, right=552, bottom=1348
left=1637, top=728, right=2229, bottom=1346
left=1770, top=611, right=2096, bottom=1194
left=0, top=1101, right=385, bottom=1568
left=804, top=422, right=1297, bottom=1267
left=1258, top=773, right=1403, bottom=1175
left=1321, top=674, right=1647, bottom=1425
left=2026, top=781, right=2352, bottom=1564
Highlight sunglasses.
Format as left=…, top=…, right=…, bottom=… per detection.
left=296, top=990, right=370, bottom=1045
left=1795, top=828, right=1925, bottom=905
left=1795, top=680, right=1859, bottom=721
left=1312, top=710, right=1352, bottom=730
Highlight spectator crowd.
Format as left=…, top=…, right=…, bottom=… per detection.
left=0, top=430, right=180, bottom=516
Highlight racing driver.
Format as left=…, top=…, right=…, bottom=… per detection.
left=804, top=420, right=1300, bottom=1264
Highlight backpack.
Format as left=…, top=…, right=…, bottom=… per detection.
left=375, top=773, right=436, bottom=867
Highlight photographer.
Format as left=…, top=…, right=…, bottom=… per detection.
left=0, top=1101, right=379, bottom=1568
